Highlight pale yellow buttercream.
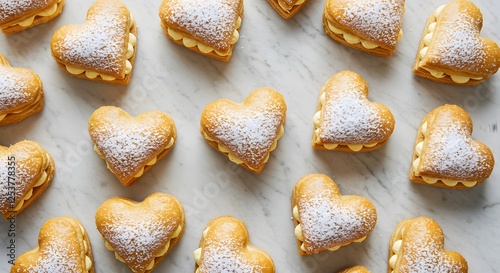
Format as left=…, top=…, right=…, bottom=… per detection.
left=167, top=17, right=242, bottom=57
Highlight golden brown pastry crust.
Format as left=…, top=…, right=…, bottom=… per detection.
left=95, top=193, right=185, bottom=273
left=267, top=0, right=308, bottom=19
left=388, top=217, right=468, bottom=273
left=292, top=174, right=377, bottom=255
left=312, top=71, right=395, bottom=152
left=88, top=106, right=177, bottom=186
left=409, top=104, right=494, bottom=189
left=0, top=0, right=65, bottom=34
left=50, top=0, right=137, bottom=85
left=413, top=0, right=500, bottom=86
left=337, top=266, right=371, bottom=273
left=1, top=140, right=55, bottom=220
left=194, top=216, right=275, bottom=273
left=0, top=54, right=44, bottom=126
left=323, top=0, right=405, bottom=57
left=159, top=0, right=243, bottom=62
left=11, top=217, right=95, bottom=273
left=200, top=87, right=286, bottom=174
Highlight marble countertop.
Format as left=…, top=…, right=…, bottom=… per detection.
left=1, top=0, right=499, bottom=272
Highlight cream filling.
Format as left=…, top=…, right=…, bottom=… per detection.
left=78, top=224, right=93, bottom=272
left=167, top=16, right=242, bottom=57
left=66, top=16, right=137, bottom=81
left=389, top=239, right=402, bottom=272
left=326, top=20, right=403, bottom=50
left=412, top=122, right=477, bottom=187
left=293, top=205, right=367, bottom=252
left=13, top=156, right=50, bottom=211
left=202, top=126, right=285, bottom=167
left=313, top=92, right=378, bottom=151
left=193, top=247, right=202, bottom=265
left=93, top=137, right=174, bottom=178
left=277, top=0, right=306, bottom=12
left=9, top=0, right=61, bottom=27
left=105, top=225, right=183, bottom=272
left=0, top=110, right=24, bottom=121
left=418, top=5, right=483, bottom=84
left=194, top=227, right=211, bottom=268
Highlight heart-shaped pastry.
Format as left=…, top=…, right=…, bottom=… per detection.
left=338, top=266, right=371, bottom=273
left=409, top=104, right=494, bottom=189
left=268, top=0, right=308, bottom=19
left=413, top=0, right=500, bottom=85
left=95, top=192, right=185, bottom=273
left=11, top=216, right=95, bottom=273
left=200, top=87, right=287, bottom=174
left=0, top=0, right=65, bottom=34
left=388, top=217, right=468, bottom=273
left=50, top=0, right=137, bottom=85
left=292, top=174, right=377, bottom=255
left=0, top=140, right=55, bottom=220
left=88, top=106, right=176, bottom=186
left=323, top=0, right=405, bottom=57
left=312, top=71, right=395, bottom=152
left=193, top=216, right=275, bottom=273
left=0, top=54, right=44, bottom=126
left=159, top=0, right=244, bottom=62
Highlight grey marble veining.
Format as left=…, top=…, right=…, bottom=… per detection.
left=1, top=0, right=499, bottom=272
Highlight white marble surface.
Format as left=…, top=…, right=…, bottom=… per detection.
left=1, top=0, right=499, bottom=272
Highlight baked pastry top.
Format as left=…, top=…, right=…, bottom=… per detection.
left=96, top=193, right=184, bottom=273
left=10, top=217, right=94, bottom=273
left=410, top=104, right=494, bottom=189
left=51, top=0, right=137, bottom=84
left=159, top=0, right=243, bottom=62
left=0, top=53, right=44, bottom=125
left=200, top=87, right=286, bottom=173
left=323, top=0, right=405, bottom=57
left=193, top=216, right=275, bottom=273
left=88, top=106, right=176, bottom=186
left=413, top=0, right=500, bottom=85
left=292, top=174, right=377, bottom=255
left=388, top=217, right=468, bottom=273
left=0, top=0, right=65, bottom=34
left=312, top=70, right=395, bottom=152
left=0, top=140, right=55, bottom=220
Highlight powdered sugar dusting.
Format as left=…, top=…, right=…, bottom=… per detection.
left=399, top=219, right=467, bottom=273
left=100, top=204, right=175, bottom=272
left=204, top=91, right=286, bottom=169
left=420, top=111, right=492, bottom=180
left=200, top=244, right=262, bottom=273
left=52, top=0, right=130, bottom=74
left=299, top=191, right=376, bottom=252
left=429, top=1, right=494, bottom=72
left=319, top=75, right=392, bottom=144
left=0, top=144, right=42, bottom=216
left=13, top=219, right=86, bottom=273
left=335, top=0, right=405, bottom=47
left=0, top=0, right=52, bottom=22
left=0, top=66, right=37, bottom=113
left=402, top=241, right=467, bottom=273
left=89, top=109, right=172, bottom=181
left=162, top=0, right=241, bottom=50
